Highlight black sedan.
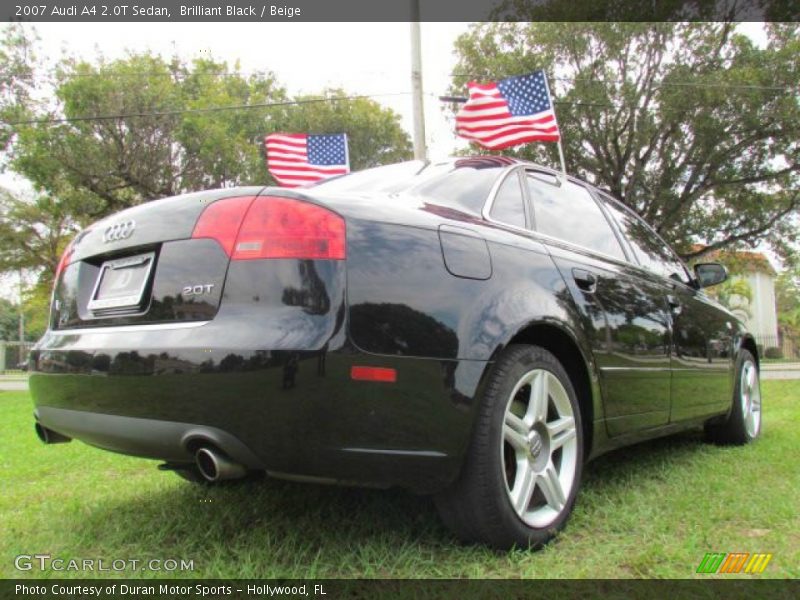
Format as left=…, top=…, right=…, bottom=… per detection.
left=29, top=157, right=762, bottom=549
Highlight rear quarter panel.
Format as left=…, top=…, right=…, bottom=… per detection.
left=344, top=213, right=595, bottom=399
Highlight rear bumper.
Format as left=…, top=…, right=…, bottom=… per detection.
left=29, top=321, right=486, bottom=493
left=34, top=406, right=264, bottom=467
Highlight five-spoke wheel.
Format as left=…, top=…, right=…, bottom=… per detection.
left=435, top=344, right=583, bottom=550
left=501, top=369, right=579, bottom=529
left=705, top=349, right=762, bottom=445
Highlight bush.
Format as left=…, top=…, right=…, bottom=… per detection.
left=764, top=347, right=784, bottom=359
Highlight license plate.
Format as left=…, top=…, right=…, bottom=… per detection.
left=87, top=252, right=156, bottom=312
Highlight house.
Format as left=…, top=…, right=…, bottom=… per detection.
left=700, top=249, right=782, bottom=354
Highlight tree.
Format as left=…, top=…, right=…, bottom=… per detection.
left=0, top=24, right=37, bottom=152
left=282, top=89, right=412, bottom=170
left=449, top=23, right=799, bottom=261
left=0, top=187, right=77, bottom=277
left=0, top=297, right=21, bottom=341
left=8, top=53, right=290, bottom=218
left=6, top=48, right=412, bottom=222
left=775, top=264, right=800, bottom=354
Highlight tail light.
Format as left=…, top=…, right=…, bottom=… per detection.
left=192, top=195, right=346, bottom=260
left=54, top=241, right=75, bottom=280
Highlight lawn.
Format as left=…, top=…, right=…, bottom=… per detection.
left=1, top=381, right=798, bottom=579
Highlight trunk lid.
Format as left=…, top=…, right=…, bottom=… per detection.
left=52, top=187, right=265, bottom=330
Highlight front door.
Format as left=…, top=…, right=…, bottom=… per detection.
left=668, top=284, right=734, bottom=422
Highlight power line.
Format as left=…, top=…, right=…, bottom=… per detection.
left=448, top=73, right=797, bottom=93
left=25, top=64, right=798, bottom=93
left=0, top=92, right=413, bottom=127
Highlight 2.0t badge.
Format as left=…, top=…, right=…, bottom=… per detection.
left=182, top=284, right=215, bottom=296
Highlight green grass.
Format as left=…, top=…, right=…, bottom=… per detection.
left=1, top=381, right=798, bottom=579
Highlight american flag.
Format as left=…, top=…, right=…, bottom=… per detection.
left=455, top=70, right=560, bottom=150
left=265, top=133, right=350, bottom=188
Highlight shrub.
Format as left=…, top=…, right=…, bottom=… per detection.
left=764, top=347, right=784, bottom=359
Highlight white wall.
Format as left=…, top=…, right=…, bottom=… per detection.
left=737, top=271, right=780, bottom=344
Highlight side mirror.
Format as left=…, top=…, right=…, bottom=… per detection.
left=694, top=262, right=728, bottom=288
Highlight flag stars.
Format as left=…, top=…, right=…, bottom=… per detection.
left=498, top=71, right=553, bottom=116
left=308, top=134, right=348, bottom=166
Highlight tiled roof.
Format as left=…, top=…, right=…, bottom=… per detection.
left=690, top=245, right=776, bottom=275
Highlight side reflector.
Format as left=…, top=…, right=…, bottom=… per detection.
left=350, top=366, right=397, bottom=383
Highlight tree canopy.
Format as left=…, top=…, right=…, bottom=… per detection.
left=450, top=23, right=799, bottom=261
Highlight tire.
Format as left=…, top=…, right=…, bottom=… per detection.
left=705, top=349, right=762, bottom=445
left=435, top=344, right=584, bottom=550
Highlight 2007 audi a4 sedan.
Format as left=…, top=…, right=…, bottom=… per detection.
left=29, top=156, right=762, bottom=549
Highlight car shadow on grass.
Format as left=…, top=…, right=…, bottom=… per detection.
left=64, top=429, right=717, bottom=574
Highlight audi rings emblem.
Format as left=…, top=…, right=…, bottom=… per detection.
left=102, top=220, right=136, bottom=243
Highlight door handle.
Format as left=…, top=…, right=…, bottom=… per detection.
left=667, top=294, right=682, bottom=315
left=572, top=268, right=597, bottom=293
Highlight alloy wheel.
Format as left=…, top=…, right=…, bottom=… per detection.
left=501, top=368, right=579, bottom=528
left=740, top=360, right=761, bottom=439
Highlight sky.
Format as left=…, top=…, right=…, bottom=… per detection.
left=0, top=21, right=472, bottom=195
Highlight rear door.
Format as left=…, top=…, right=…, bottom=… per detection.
left=525, top=173, right=672, bottom=436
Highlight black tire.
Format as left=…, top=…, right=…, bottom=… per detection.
left=705, top=349, right=762, bottom=445
left=435, top=344, right=584, bottom=550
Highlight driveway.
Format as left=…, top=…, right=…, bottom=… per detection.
left=761, top=363, right=800, bottom=380
left=0, top=376, right=29, bottom=391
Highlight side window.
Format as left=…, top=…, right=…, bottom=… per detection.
left=526, top=174, right=625, bottom=260
left=489, top=172, right=527, bottom=229
left=599, top=194, right=691, bottom=284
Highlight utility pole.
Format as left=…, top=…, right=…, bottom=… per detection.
left=409, top=0, right=427, bottom=160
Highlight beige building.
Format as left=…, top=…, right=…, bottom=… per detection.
left=718, top=252, right=781, bottom=352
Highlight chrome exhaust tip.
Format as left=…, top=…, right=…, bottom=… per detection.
left=195, top=446, right=247, bottom=482
left=34, top=423, right=71, bottom=444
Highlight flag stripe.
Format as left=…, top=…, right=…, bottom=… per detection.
left=265, top=133, right=349, bottom=188
left=455, top=70, right=561, bottom=150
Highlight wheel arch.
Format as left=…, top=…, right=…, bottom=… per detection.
left=739, top=334, right=760, bottom=370
left=495, top=320, right=598, bottom=461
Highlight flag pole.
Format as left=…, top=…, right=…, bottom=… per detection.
left=543, top=73, right=567, bottom=181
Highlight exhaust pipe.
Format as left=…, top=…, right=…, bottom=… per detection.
left=35, top=423, right=71, bottom=444
left=195, top=446, right=246, bottom=482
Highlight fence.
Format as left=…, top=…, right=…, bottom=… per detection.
left=0, top=341, right=35, bottom=373
left=751, top=333, right=798, bottom=360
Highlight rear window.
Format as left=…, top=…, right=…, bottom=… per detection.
left=526, top=174, right=626, bottom=260
left=311, top=160, right=506, bottom=214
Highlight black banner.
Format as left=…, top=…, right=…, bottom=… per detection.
left=3, top=580, right=800, bottom=600
left=4, top=0, right=799, bottom=23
